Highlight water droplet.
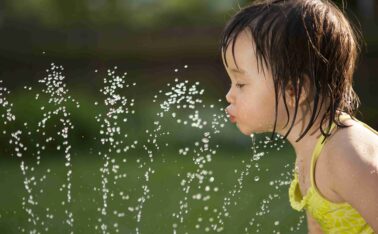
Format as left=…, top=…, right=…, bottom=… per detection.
left=202, top=138, right=209, bottom=144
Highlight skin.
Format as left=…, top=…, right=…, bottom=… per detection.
left=223, top=29, right=378, bottom=233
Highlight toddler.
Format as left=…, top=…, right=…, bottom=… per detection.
left=220, top=0, right=378, bottom=233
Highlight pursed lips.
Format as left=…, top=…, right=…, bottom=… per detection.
left=225, top=108, right=236, bottom=123
left=229, top=115, right=236, bottom=123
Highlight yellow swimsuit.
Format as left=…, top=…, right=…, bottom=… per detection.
left=288, top=115, right=376, bottom=233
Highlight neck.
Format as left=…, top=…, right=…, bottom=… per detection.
left=276, top=112, right=327, bottom=161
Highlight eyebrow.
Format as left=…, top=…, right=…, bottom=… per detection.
left=229, top=68, right=246, bottom=74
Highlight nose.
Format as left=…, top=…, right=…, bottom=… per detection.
left=226, top=87, right=233, bottom=104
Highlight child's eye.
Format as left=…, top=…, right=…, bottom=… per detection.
left=236, top=83, right=245, bottom=88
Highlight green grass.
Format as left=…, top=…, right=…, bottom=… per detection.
left=0, top=147, right=307, bottom=233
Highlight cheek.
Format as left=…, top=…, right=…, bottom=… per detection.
left=236, top=96, right=255, bottom=115
left=238, top=96, right=269, bottom=120
left=251, top=97, right=276, bottom=124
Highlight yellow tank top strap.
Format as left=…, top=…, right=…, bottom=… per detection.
left=310, top=114, right=350, bottom=188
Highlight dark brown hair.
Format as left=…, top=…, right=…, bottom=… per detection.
left=220, top=0, right=365, bottom=142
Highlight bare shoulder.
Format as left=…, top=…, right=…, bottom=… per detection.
left=324, top=119, right=378, bottom=170
left=324, top=120, right=378, bottom=200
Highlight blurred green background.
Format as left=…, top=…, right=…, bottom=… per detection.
left=0, top=0, right=377, bottom=233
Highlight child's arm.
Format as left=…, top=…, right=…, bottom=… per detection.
left=328, top=135, right=378, bottom=231
left=306, top=211, right=324, bottom=234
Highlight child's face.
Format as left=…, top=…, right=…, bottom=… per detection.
left=223, top=30, right=287, bottom=136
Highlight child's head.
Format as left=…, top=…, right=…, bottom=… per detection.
left=220, top=0, right=364, bottom=142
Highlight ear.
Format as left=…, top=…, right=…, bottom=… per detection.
left=285, top=75, right=311, bottom=108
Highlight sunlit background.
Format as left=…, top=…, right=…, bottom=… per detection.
left=0, top=0, right=377, bottom=118
left=0, top=0, right=377, bottom=233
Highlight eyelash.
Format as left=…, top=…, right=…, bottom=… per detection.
left=235, top=83, right=245, bottom=88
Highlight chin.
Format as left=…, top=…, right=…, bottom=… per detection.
left=237, top=125, right=255, bottom=136
left=237, top=123, right=267, bottom=136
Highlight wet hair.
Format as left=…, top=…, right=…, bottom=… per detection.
left=220, top=0, right=364, bottom=142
